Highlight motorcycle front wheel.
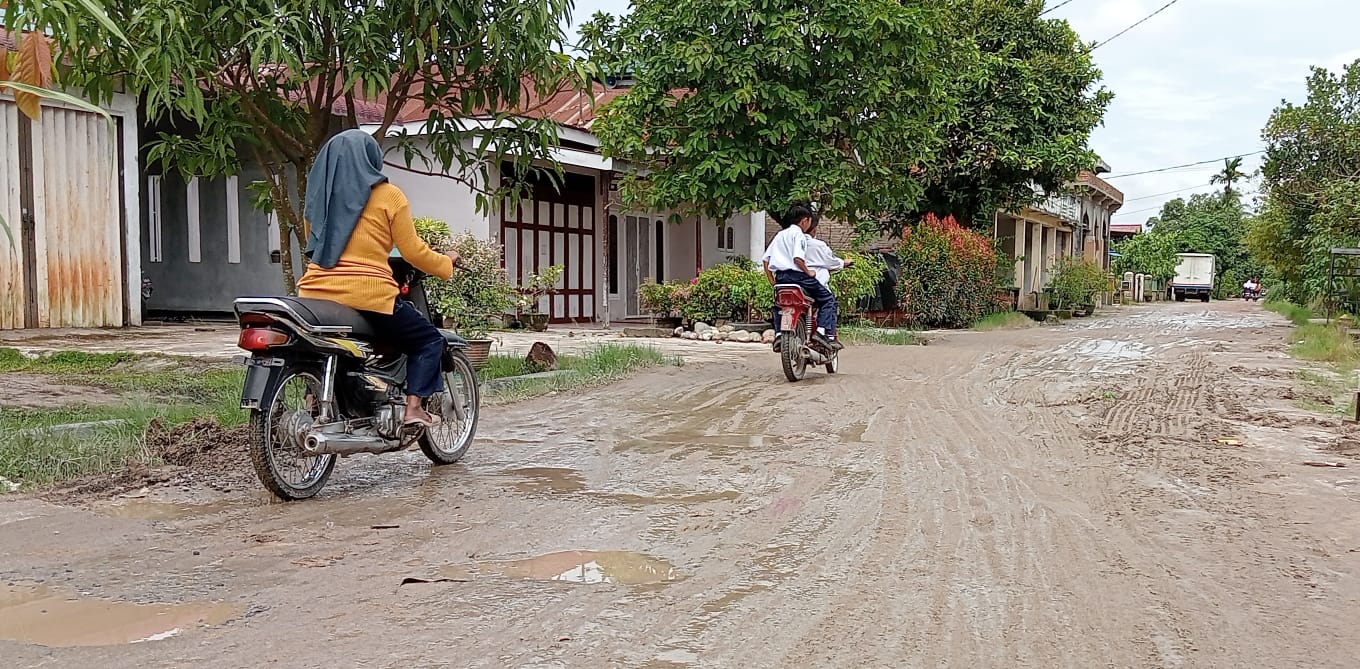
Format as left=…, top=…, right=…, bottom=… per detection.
left=249, top=366, right=337, bottom=501
left=420, top=350, right=480, bottom=465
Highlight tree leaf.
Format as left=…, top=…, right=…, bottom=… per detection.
left=0, top=80, right=113, bottom=123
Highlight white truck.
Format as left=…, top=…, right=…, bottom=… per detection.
left=1169, top=253, right=1216, bottom=303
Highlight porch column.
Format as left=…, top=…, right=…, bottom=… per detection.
left=748, top=211, right=765, bottom=264
left=1013, top=217, right=1027, bottom=294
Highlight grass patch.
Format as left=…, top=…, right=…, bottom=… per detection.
left=485, top=343, right=680, bottom=403
left=0, top=349, right=248, bottom=490
left=837, top=327, right=920, bottom=346
left=0, top=409, right=158, bottom=489
left=973, top=311, right=1037, bottom=331
left=1265, top=301, right=1313, bottom=326
left=1290, top=323, right=1360, bottom=369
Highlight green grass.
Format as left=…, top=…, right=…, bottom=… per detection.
left=973, top=311, right=1038, bottom=331
left=1290, top=323, right=1360, bottom=369
left=1265, top=301, right=1313, bottom=326
left=836, top=326, right=921, bottom=346
left=0, top=349, right=248, bottom=490
left=484, top=343, right=680, bottom=403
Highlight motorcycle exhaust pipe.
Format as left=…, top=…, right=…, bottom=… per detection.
left=304, top=431, right=397, bottom=456
left=803, top=347, right=829, bottom=365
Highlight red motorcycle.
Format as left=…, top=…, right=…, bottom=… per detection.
left=774, top=284, right=839, bottom=382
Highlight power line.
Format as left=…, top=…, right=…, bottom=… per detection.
left=1113, top=191, right=1259, bottom=218
left=1040, top=0, right=1080, bottom=16
left=1104, top=151, right=1265, bottom=180
left=1090, top=0, right=1182, bottom=51
left=1124, top=184, right=1212, bottom=202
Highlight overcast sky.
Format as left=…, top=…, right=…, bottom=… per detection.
left=566, top=0, right=1360, bottom=226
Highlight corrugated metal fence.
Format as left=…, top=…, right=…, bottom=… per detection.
left=0, top=99, right=125, bottom=328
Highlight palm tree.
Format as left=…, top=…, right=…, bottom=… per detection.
left=1210, top=157, right=1247, bottom=199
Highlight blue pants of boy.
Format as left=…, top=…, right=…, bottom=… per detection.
left=771, top=270, right=838, bottom=336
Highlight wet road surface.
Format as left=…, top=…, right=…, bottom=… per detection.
left=2, top=301, right=1358, bottom=668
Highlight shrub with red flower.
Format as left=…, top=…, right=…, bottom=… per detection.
left=896, top=214, right=1008, bottom=328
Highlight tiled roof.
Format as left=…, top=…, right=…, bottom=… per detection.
left=1076, top=170, right=1124, bottom=204
left=344, top=77, right=628, bottom=130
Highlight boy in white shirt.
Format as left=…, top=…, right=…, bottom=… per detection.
left=761, top=204, right=841, bottom=351
left=804, top=218, right=853, bottom=339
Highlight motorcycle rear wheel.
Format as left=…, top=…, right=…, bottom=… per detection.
left=780, top=328, right=807, bottom=382
left=826, top=351, right=839, bottom=374
left=249, top=366, right=337, bottom=501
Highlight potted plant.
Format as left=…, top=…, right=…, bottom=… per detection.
left=418, top=225, right=516, bottom=370
left=519, top=264, right=563, bottom=332
left=638, top=280, right=687, bottom=329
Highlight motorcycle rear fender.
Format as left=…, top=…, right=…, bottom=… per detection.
left=239, top=356, right=286, bottom=410
left=439, top=329, right=469, bottom=350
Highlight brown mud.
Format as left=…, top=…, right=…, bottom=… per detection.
left=1, top=300, right=1358, bottom=667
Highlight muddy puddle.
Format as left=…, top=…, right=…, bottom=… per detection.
left=499, top=467, right=740, bottom=506
left=440, top=550, right=682, bottom=585
left=615, top=433, right=770, bottom=456
left=0, top=585, right=240, bottom=647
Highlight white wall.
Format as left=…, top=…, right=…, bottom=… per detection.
left=379, top=136, right=492, bottom=239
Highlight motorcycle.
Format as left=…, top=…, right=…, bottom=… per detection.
left=773, top=283, right=840, bottom=382
left=1243, top=287, right=1261, bottom=301
left=232, top=256, right=479, bottom=500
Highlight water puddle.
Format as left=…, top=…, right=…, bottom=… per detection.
left=601, top=490, right=741, bottom=505
left=615, top=433, right=770, bottom=455
left=499, top=468, right=740, bottom=506
left=1079, top=339, right=1149, bottom=360
left=502, top=467, right=588, bottom=494
left=440, top=550, right=682, bottom=585
left=0, top=585, right=240, bottom=647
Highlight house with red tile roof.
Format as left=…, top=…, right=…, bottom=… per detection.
left=139, top=77, right=764, bottom=325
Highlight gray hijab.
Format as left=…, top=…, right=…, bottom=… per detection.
left=303, top=129, right=389, bottom=269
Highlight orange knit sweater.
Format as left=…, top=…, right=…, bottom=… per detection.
left=297, top=183, right=453, bottom=314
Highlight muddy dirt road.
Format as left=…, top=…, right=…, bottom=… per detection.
left=3, top=301, right=1359, bottom=668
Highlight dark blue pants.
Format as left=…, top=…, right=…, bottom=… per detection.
left=364, top=300, right=446, bottom=397
left=772, top=270, right=838, bottom=335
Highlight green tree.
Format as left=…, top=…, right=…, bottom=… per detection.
left=11, top=0, right=587, bottom=291
left=579, top=0, right=956, bottom=224
left=902, top=0, right=1113, bottom=228
left=1252, top=59, right=1360, bottom=302
left=1209, top=157, right=1247, bottom=199
left=1112, top=228, right=1180, bottom=281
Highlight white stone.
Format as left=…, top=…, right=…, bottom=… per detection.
left=719, top=324, right=735, bottom=333
left=673, top=327, right=684, bottom=337
left=700, top=332, right=715, bottom=341
left=694, top=321, right=715, bottom=334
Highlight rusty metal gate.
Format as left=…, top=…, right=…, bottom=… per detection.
left=0, top=99, right=126, bottom=328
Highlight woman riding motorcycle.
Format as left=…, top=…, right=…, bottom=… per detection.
left=295, top=129, right=459, bottom=428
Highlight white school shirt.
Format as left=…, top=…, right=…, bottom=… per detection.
left=805, top=237, right=844, bottom=287
left=763, top=226, right=808, bottom=272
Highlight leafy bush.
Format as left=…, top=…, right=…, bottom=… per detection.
left=419, top=227, right=516, bottom=339
left=520, top=264, right=564, bottom=315
left=831, top=251, right=887, bottom=315
left=637, top=281, right=691, bottom=318
left=896, top=214, right=1007, bottom=328
left=682, top=260, right=771, bottom=323
left=1048, top=258, right=1109, bottom=309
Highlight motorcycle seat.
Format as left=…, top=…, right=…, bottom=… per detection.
left=235, top=296, right=378, bottom=339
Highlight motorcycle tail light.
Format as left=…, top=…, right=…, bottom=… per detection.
left=239, top=328, right=290, bottom=352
